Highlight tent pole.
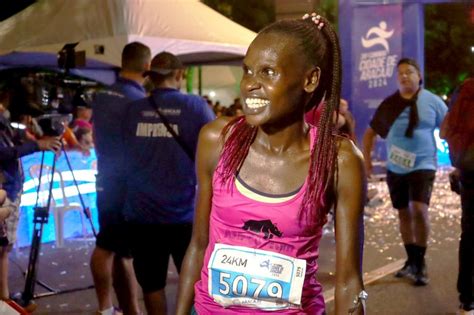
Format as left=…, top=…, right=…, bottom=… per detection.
left=198, top=65, right=202, bottom=96
left=186, top=66, right=194, bottom=94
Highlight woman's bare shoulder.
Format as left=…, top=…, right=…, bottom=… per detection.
left=335, top=136, right=364, bottom=173
left=199, top=116, right=233, bottom=144
left=197, top=116, right=233, bottom=172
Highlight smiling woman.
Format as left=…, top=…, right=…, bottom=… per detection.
left=176, top=13, right=367, bottom=315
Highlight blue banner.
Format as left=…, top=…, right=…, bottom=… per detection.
left=352, top=4, right=403, bottom=160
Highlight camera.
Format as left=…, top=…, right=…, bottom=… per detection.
left=57, top=43, right=86, bottom=70
left=36, top=113, right=72, bottom=137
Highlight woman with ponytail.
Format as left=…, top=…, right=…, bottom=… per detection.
left=176, top=13, right=366, bottom=315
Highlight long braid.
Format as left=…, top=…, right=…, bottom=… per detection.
left=302, top=15, right=341, bottom=227
left=219, top=116, right=257, bottom=188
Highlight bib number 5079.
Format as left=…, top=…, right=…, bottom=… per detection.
left=218, top=272, right=283, bottom=299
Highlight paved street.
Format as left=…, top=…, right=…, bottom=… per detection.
left=323, top=168, right=461, bottom=314
left=8, top=168, right=462, bottom=314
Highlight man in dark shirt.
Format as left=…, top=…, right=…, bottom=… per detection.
left=0, top=106, right=60, bottom=302
left=90, top=42, right=151, bottom=315
left=122, top=51, right=214, bottom=314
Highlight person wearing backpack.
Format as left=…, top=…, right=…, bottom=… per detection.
left=440, top=77, right=474, bottom=314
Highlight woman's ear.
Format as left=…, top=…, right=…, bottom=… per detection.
left=304, top=67, right=321, bottom=93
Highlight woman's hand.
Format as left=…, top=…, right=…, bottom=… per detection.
left=37, top=136, right=62, bottom=153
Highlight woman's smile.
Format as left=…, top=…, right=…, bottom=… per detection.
left=243, top=97, right=270, bottom=115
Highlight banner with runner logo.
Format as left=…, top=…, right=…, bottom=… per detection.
left=352, top=4, right=402, bottom=160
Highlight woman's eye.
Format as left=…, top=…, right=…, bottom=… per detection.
left=263, top=68, right=275, bottom=76
left=243, top=67, right=253, bottom=75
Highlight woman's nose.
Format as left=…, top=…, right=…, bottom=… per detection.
left=242, top=76, right=260, bottom=92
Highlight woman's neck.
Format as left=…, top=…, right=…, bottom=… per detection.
left=255, top=122, right=310, bottom=155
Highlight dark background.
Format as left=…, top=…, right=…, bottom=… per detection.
left=1, top=0, right=473, bottom=96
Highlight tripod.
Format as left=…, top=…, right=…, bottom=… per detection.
left=16, top=144, right=97, bottom=307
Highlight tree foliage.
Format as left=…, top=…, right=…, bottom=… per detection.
left=202, top=0, right=275, bottom=32
left=202, top=0, right=335, bottom=32
left=317, top=0, right=338, bottom=26
left=0, top=0, right=35, bottom=21
left=425, top=3, right=474, bottom=95
left=202, top=1, right=473, bottom=95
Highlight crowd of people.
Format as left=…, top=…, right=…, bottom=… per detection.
left=0, top=11, right=472, bottom=315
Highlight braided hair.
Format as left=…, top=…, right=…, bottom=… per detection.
left=219, top=15, right=342, bottom=228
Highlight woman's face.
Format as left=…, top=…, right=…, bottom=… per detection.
left=240, top=33, right=316, bottom=127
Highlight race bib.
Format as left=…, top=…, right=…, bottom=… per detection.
left=389, top=145, right=416, bottom=170
left=208, top=244, right=306, bottom=310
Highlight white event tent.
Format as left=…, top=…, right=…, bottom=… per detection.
left=0, top=0, right=257, bottom=66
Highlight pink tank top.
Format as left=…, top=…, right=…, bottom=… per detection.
left=194, top=127, right=325, bottom=315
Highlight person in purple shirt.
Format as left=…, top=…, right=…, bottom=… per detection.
left=90, top=42, right=151, bottom=315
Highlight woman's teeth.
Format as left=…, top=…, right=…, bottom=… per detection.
left=245, top=98, right=269, bottom=109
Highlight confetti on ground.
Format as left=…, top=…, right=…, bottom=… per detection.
left=364, top=168, right=461, bottom=253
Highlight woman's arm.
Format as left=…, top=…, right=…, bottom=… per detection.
left=334, top=138, right=367, bottom=315
left=175, top=117, right=230, bottom=315
left=361, top=127, right=377, bottom=177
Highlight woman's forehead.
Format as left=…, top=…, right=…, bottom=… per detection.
left=245, top=33, right=299, bottom=62
left=253, top=32, right=297, bottom=48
